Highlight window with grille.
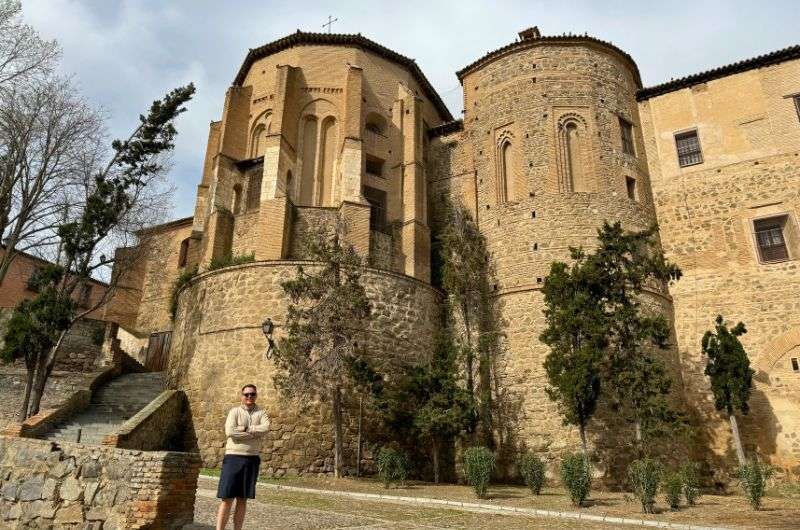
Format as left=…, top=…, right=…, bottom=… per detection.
left=363, top=186, right=387, bottom=232
left=791, top=357, right=799, bottom=372
left=619, top=118, right=635, bottom=156
left=674, top=130, right=703, bottom=167
left=754, top=217, right=789, bottom=263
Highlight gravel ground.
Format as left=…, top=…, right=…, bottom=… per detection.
left=191, top=477, right=614, bottom=529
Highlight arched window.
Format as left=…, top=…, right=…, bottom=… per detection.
left=299, top=116, right=318, bottom=205
left=232, top=184, right=242, bottom=214
left=249, top=113, right=272, bottom=158
left=178, top=238, right=190, bottom=268
left=317, top=117, right=337, bottom=206
left=558, top=116, right=588, bottom=193
left=496, top=131, right=515, bottom=204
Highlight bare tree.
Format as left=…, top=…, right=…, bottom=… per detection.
left=0, top=75, right=104, bottom=284
left=1, top=84, right=194, bottom=419
left=0, top=0, right=59, bottom=88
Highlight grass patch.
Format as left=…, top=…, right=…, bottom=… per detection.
left=208, top=252, right=255, bottom=271
left=200, top=467, right=221, bottom=477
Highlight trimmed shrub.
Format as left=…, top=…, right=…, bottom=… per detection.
left=518, top=452, right=546, bottom=495
left=679, top=462, right=702, bottom=506
left=169, top=266, right=198, bottom=320
left=377, top=447, right=409, bottom=488
left=560, top=453, right=591, bottom=507
left=663, top=471, right=683, bottom=510
left=463, top=446, right=495, bottom=498
left=739, top=460, right=773, bottom=510
left=628, top=457, right=663, bottom=514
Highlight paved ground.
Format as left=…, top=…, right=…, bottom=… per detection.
left=191, top=477, right=613, bottom=529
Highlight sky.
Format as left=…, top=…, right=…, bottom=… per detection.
left=21, top=0, right=800, bottom=220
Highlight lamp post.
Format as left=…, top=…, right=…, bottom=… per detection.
left=262, top=318, right=275, bottom=359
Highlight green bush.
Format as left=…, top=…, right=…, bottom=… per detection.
left=518, top=452, right=546, bottom=495
left=377, top=447, right=409, bottom=488
left=169, top=266, right=198, bottom=320
left=463, top=446, right=495, bottom=498
left=663, top=471, right=683, bottom=510
left=679, top=462, right=702, bottom=506
left=627, top=457, right=663, bottom=514
left=560, top=453, right=591, bottom=507
left=739, top=460, right=773, bottom=510
left=208, top=252, right=255, bottom=271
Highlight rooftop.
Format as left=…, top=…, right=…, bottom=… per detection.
left=637, top=44, right=800, bottom=101
left=232, top=30, right=453, bottom=122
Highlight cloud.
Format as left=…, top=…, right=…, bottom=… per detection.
left=21, top=0, right=800, bottom=218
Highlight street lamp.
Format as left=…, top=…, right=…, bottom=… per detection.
left=262, top=318, right=275, bottom=359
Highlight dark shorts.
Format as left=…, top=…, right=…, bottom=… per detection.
left=217, top=454, right=261, bottom=499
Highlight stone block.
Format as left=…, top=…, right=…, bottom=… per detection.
left=54, top=502, right=85, bottom=524
left=61, top=477, right=84, bottom=502
left=18, top=475, right=44, bottom=501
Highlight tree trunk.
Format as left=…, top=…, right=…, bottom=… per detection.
left=17, top=362, right=35, bottom=422
left=432, top=437, right=440, bottom=484
left=27, top=330, right=67, bottom=418
left=462, top=302, right=474, bottom=399
left=332, top=385, right=344, bottom=478
left=356, top=396, right=362, bottom=478
left=729, top=413, right=746, bottom=466
left=579, top=422, right=590, bottom=473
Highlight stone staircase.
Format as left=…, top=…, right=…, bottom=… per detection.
left=42, top=372, right=165, bottom=445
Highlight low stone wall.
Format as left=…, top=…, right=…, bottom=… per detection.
left=0, top=436, right=200, bottom=529
left=3, top=367, right=118, bottom=439
left=170, top=260, right=442, bottom=475
left=104, top=390, right=188, bottom=451
left=0, top=369, right=86, bottom=433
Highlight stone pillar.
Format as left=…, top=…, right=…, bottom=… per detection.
left=397, top=87, right=431, bottom=282
left=339, top=65, right=364, bottom=204
left=253, top=65, right=301, bottom=260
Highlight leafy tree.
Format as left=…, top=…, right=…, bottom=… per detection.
left=540, top=250, right=607, bottom=463
left=591, top=222, right=684, bottom=447
left=1, top=83, right=195, bottom=419
left=381, top=330, right=475, bottom=483
left=702, top=315, right=753, bottom=466
left=437, top=199, right=499, bottom=448
left=274, top=220, right=372, bottom=478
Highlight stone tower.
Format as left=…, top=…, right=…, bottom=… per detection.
left=428, top=29, right=682, bottom=465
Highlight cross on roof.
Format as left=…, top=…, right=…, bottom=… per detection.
left=322, top=15, right=338, bottom=34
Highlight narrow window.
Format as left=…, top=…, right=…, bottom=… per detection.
left=754, top=216, right=789, bottom=263
left=675, top=130, right=703, bottom=167
left=178, top=238, right=190, bottom=268
left=317, top=117, right=337, bottom=207
left=791, top=357, right=799, bottom=372
left=363, top=186, right=387, bottom=232
left=619, top=118, right=635, bottom=156
left=626, top=176, right=637, bottom=201
left=565, top=122, right=585, bottom=191
left=247, top=171, right=262, bottom=211
left=365, top=155, right=384, bottom=177
left=499, top=140, right=513, bottom=203
left=299, top=116, right=318, bottom=205
left=232, top=184, right=242, bottom=214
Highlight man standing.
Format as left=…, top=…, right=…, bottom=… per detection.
left=216, top=384, right=270, bottom=530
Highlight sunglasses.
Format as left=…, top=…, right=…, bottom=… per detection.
left=243, top=392, right=257, bottom=398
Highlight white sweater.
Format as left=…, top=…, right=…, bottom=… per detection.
left=224, top=405, right=270, bottom=456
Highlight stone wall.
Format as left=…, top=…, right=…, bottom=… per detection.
left=427, top=38, right=684, bottom=472
left=104, top=390, right=188, bottom=452
left=169, top=260, right=441, bottom=474
left=639, top=57, right=800, bottom=476
left=0, top=369, right=86, bottom=433
left=0, top=436, right=200, bottom=529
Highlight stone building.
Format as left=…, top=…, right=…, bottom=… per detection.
left=108, top=29, right=800, bottom=477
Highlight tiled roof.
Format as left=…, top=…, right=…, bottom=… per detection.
left=456, top=33, right=642, bottom=87
left=428, top=119, right=464, bottom=139
left=136, top=216, right=194, bottom=235
left=232, top=31, right=453, bottom=122
left=637, top=44, right=800, bottom=101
